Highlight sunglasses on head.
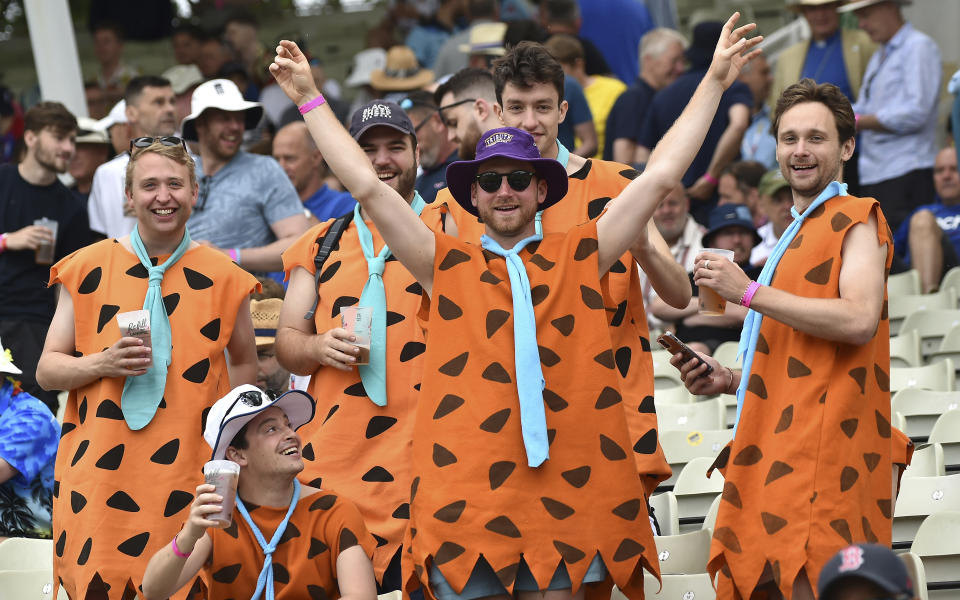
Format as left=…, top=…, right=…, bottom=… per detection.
left=438, top=98, right=476, bottom=127
left=130, top=136, right=187, bottom=152
left=475, top=170, right=536, bottom=193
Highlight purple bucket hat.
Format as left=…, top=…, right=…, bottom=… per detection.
left=445, top=127, right=568, bottom=217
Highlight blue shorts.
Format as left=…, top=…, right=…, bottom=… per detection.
left=429, top=554, right=607, bottom=600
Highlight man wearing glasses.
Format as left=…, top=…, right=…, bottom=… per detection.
left=37, top=138, right=258, bottom=599
left=402, top=91, right=459, bottom=204
left=182, top=78, right=308, bottom=273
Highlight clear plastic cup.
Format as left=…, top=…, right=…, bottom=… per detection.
left=698, top=248, right=736, bottom=315
left=340, top=306, right=372, bottom=365
left=33, top=217, right=58, bottom=265
left=203, top=460, right=240, bottom=527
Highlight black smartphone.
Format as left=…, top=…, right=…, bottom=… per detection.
left=657, top=331, right=714, bottom=375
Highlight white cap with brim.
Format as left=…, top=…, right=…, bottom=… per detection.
left=203, top=384, right=315, bottom=461
left=0, top=335, right=22, bottom=375
left=179, top=79, right=264, bottom=142
left=96, top=99, right=127, bottom=132
left=345, top=48, right=388, bottom=88
left=162, top=64, right=205, bottom=95
left=76, top=117, right=110, bottom=145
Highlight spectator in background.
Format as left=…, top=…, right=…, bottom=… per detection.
left=545, top=33, right=626, bottom=160
left=84, top=80, right=110, bottom=120
left=67, top=118, right=112, bottom=204
left=460, top=22, right=508, bottom=70
left=605, top=27, right=687, bottom=164
left=250, top=298, right=292, bottom=396
left=651, top=204, right=762, bottom=355
left=0, top=337, right=59, bottom=540
left=405, top=0, right=461, bottom=69
left=751, top=169, right=795, bottom=266
left=738, top=54, right=777, bottom=169
left=844, top=0, right=941, bottom=230
left=818, top=544, right=918, bottom=600
left=402, top=91, right=459, bottom=203
left=0, top=102, right=90, bottom=414
left=717, top=160, right=766, bottom=226
left=96, top=99, right=129, bottom=156
left=171, top=23, right=205, bottom=66
left=637, top=21, right=753, bottom=224
left=432, top=0, right=500, bottom=77
left=370, top=46, right=436, bottom=104
left=0, top=86, right=22, bottom=164
left=434, top=67, right=502, bottom=161
left=896, top=147, right=960, bottom=293
left=272, top=121, right=356, bottom=223
left=197, top=34, right=231, bottom=80
left=92, top=21, right=140, bottom=104
left=538, top=0, right=612, bottom=76
left=183, top=79, right=309, bottom=273
left=88, top=75, right=177, bottom=240
left=346, top=48, right=389, bottom=121
left=224, top=10, right=270, bottom=93
left=162, top=64, right=205, bottom=128
left=578, top=0, right=654, bottom=84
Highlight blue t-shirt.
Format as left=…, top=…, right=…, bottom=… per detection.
left=578, top=0, right=654, bottom=84
left=603, top=78, right=656, bottom=161
left=304, top=185, right=357, bottom=222
left=557, top=75, right=594, bottom=151
left=801, top=29, right=854, bottom=101
left=893, top=201, right=960, bottom=262
left=416, top=150, right=458, bottom=204
left=0, top=380, right=59, bottom=538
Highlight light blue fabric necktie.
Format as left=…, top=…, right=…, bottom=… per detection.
left=480, top=232, right=548, bottom=467
left=353, top=193, right=426, bottom=406
left=120, top=225, right=191, bottom=430
left=733, top=181, right=846, bottom=437
left=533, top=141, right=570, bottom=237
left=236, top=479, right=301, bottom=600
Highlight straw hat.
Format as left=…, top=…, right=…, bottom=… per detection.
left=458, top=22, right=508, bottom=56
left=787, top=0, right=846, bottom=11
left=838, top=0, right=911, bottom=12
left=251, top=298, right=283, bottom=348
left=369, top=46, right=435, bottom=92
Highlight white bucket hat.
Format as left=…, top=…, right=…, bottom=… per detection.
left=76, top=117, right=111, bottom=145
left=179, top=79, right=264, bottom=142
left=162, top=64, right=205, bottom=95
left=0, top=336, right=21, bottom=375
left=345, top=48, right=388, bottom=88
left=203, top=384, right=315, bottom=461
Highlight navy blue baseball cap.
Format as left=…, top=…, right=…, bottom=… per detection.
left=818, top=544, right=914, bottom=600
left=702, top=204, right=762, bottom=247
left=349, top=100, right=416, bottom=141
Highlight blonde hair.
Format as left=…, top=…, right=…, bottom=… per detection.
left=125, top=141, right=197, bottom=193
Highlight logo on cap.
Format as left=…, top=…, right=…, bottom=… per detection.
left=838, top=546, right=864, bottom=572
left=239, top=390, right=264, bottom=407
left=484, top=132, right=514, bottom=147
left=362, top=103, right=392, bottom=122
left=214, top=83, right=224, bottom=95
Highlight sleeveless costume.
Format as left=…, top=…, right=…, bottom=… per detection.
left=193, top=486, right=376, bottom=599
left=422, top=158, right=670, bottom=496
left=403, top=221, right=659, bottom=599
left=707, top=196, right=898, bottom=599
left=282, top=217, right=424, bottom=580
left=49, top=239, right=258, bottom=599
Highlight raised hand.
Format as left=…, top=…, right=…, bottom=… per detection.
left=707, top=12, right=764, bottom=90
left=269, top=40, right=321, bottom=106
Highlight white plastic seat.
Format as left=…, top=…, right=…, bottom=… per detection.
left=653, top=528, right=712, bottom=575
left=673, top=456, right=724, bottom=534
left=659, top=429, right=732, bottom=489
left=0, top=570, right=55, bottom=600
left=890, top=360, right=955, bottom=394
left=938, top=266, right=960, bottom=299
left=899, top=551, right=930, bottom=600
left=702, top=493, right=722, bottom=533
left=712, top=341, right=739, bottom=369
left=649, top=491, right=679, bottom=537
left=905, top=443, right=946, bottom=479
left=891, top=389, right=960, bottom=440
left=657, top=398, right=726, bottom=433
left=893, top=474, right=960, bottom=549
left=656, top=386, right=693, bottom=405
left=890, top=290, right=956, bottom=337
left=890, top=329, right=922, bottom=368
left=900, top=310, right=960, bottom=355
left=928, top=409, right=960, bottom=468
left=652, top=350, right=684, bottom=390
left=910, top=511, right=960, bottom=599
left=643, top=572, right=716, bottom=600
left=0, top=537, right=53, bottom=571
left=889, top=269, right=922, bottom=298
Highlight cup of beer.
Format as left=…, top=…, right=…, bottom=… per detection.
left=698, top=248, right=736, bottom=316
left=203, top=460, right=240, bottom=527
left=33, top=217, right=58, bottom=265
left=340, top=306, right=372, bottom=365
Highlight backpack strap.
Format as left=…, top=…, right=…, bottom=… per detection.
left=303, top=211, right=353, bottom=320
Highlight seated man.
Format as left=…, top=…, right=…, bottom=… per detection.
left=817, top=543, right=917, bottom=600
left=141, top=385, right=377, bottom=600
left=895, top=146, right=960, bottom=293
left=751, top=169, right=795, bottom=267
left=0, top=336, right=59, bottom=541
left=650, top=204, right=762, bottom=355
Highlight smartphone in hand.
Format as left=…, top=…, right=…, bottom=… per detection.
left=657, top=332, right=714, bottom=375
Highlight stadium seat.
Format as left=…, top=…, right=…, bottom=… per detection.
left=900, top=310, right=960, bottom=356
left=0, top=537, right=53, bottom=571
left=712, top=341, right=739, bottom=369
left=910, top=511, right=960, bottom=599
left=889, top=290, right=956, bottom=337
left=891, top=389, right=960, bottom=441
left=938, top=266, right=960, bottom=300
left=0, top=570, right=55, bottom=599
left=905, top=444, right=946, bottom=479
left=656, top=386, right=693, bottom=405
left=649, top=491, right=679, bottom=537
left=890, top=360, right=955, bottom=394
left=660, top=429, right=732, bottom=488
left=703, top=493, right=722, bottom=533
left=643, top=573, right=716, bottom=599
left=890, top=329, right=922, bottom=368
left=928, top=410, right=960, bottom=469
left=673, top=456, right=724, bottom=534
left=899, top=551, right=930, bottom=600
left=657, top=398, right=726, bottom=433
left=653, top=528, right=712, bottom=574
left=652, top=350, right=684, bottom=390
left=893, top=474, right=960, bottom=550
left=889, top=269, right=922, bottom=298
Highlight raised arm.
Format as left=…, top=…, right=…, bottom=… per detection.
left=596, top=13, right=762, bottom=275
left=269, top=41, right=436, bottom=294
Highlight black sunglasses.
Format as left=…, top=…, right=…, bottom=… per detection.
left=438, top=98, right=476, bottom=127
left=475, top=170, right=536, bottom=193
left=130, top=136, right=187, bottom=152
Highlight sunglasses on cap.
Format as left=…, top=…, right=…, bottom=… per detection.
left=130, top=136, right=187, bottom=152
left=475, top=170, right=536, bottom=193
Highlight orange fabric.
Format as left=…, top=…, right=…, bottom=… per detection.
left=422, top=158, right=670, bottom=495
left=197, top=486, right=376, bottom=599
left=707, top=196, right=895, bottom=599
left=404, top=222, right=659, bottom=599
left=282, top=219, right=423, bottom=580
left=49, top=239, right=258, bottom=600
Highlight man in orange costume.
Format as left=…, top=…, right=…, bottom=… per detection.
left=424, top=42, right=692, bottom=499
left=673, top=78, right=907, bottom=599
left=38, top=139, right=258, bottom=599
left=275, top=101, right=427, bottom=592
left=270, top=16, right=760, bottom=599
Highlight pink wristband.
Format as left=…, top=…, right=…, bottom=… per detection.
left=298, top=95, right=326, bottom=115
left=740, top=280, right=762, bottom=308
left=171, top=534, right=191, bottom=558
left=703, top=172, right=718, bottom=186
left=228, top=248, right=239, bottom=263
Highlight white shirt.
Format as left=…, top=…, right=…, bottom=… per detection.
left=642, top=216, right=705, bottom=330
left=750, top=222, right=780, bottom=267
left=87, top=152, right=135, bottom=239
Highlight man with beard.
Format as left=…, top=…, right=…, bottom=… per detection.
left=88, top=75, right=178, bottom=239
left=403, top=91, right=459, bottom=204
left=671, top=78, right=904, bottom=599
left=269, top=15, right=759, bottom=596
left=435, top=68, right=503, bottom=163
left=275, top=101, right=427, bottom=593
left=0, top=102, right=90, bottom=413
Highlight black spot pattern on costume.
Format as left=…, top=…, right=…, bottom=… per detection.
left=106, top=491, right=140, bottom=512
left=150, top=439, right=180, bottom=464
left=97, top=305, right=120, bottom=333
left=633, top=429, right=658, bottom=454
left=77, top=537, right=92, bottom=565
left=164, top=490, right=193, bottom=517
left=71, top=440, right=90, bottom=466
left=361, top=467, right=394, bottom=482
left=117, top=532, right=150, bottom=557
left=95, top=444, right=124, bottom=470
left=184, top=267, right=213, bottom=289
left=200, top=319, right=221, bottom=341
left=366, top=416, right=398, bottom=438
left=330, top=296, right=360, bottom=319
left=71, top=490, right=87, bottom=513
left=78, top=268, right=102, bottom=294
left=163, top=293, right=180, bottom=316
left=400, top=341, right=426, bottom=361
left=96, top=399, right=124, bottom=420
left=182, top=358, right=210, bottom=383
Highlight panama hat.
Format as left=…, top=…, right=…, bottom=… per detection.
left=458, top=22, right=508, bottom=56
left=369, top=46, right=435, bottom=92
left=838, top=0, right=911, bottom=12
left=250, top=298, right=283, bottom=348
left=179, top=78, right=263, bottom=142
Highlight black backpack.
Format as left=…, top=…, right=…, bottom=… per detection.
left=303, top=211, right=353, bottom=320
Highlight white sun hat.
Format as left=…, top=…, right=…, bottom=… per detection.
left=179, top=78, right=264, bottom=142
